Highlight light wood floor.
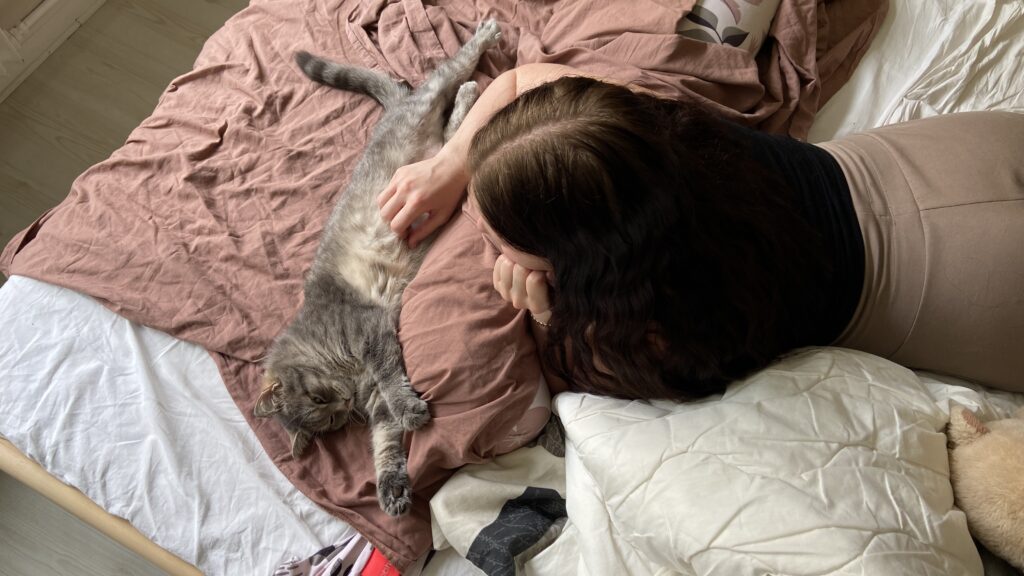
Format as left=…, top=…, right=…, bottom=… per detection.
left=0, top=471, right=169, bottom=576
left=0, top=0, right=248, bottom=275
left=0, top=0, right=247, bottom=573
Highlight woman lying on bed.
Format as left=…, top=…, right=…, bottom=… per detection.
left=377, top=63, right=1024, bottom=399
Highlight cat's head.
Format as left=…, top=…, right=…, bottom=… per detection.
left=254, top=361, right=364, bottom=458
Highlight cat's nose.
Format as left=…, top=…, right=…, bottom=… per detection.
left=329, top=413, right=348, bottom=430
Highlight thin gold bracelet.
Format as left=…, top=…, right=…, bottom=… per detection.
left=530, top=312, right=551, bottom=327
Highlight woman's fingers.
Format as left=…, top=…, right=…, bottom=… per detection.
left=493, top=255, right=512, bottom=301
left=492, top=256, right=552, bottom=318
left=510, top=261, right=528, bottom=309
left=493, top=255, right=504, bottom=297
left=377, top=179, right=398, bottom=209
left=378, top=164, right=418, bottom=232
left=390, top=200, right=425, bottom=238
left=380, top=189, right=405, bottom=228
left=407, top=209, right=447, bottom=249
left=525, top=271, right=551, bottom=314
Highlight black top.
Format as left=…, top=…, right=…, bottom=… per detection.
left=732, top=123, right=865, bottom=345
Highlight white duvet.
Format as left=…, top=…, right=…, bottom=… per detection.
left=527, top=350, right=1024, bottom=576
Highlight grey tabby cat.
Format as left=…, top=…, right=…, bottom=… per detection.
left=254, top=20, right=502, bottom=516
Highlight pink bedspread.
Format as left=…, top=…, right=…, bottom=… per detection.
left=1, top=0, right=886, bottom=567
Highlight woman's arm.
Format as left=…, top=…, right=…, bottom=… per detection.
left=436, top=63, right=599, bottom=185
left=528, top=316, right=571, bottom=395
left=377, top=63, right=611, bottom=246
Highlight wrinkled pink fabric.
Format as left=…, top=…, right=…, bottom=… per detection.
left=1, top=0, right=886, bottom=567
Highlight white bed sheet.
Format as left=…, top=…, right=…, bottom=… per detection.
left=0, top=275, right=355, bottom=575
left=809, top=0, right=1024, bottom=142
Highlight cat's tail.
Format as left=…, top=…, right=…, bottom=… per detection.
left=295, top=51, right=408, bottom=107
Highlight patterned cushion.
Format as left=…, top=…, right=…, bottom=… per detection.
left=676, top=0, right=782, bottom=53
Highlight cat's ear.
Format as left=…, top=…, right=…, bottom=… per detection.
left=947, top=403, right=990, bottom=448
left=253, top=377, right=281, bottom=418
left=289, top=427, right=312, bottom=458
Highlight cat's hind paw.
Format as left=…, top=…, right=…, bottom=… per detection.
left=475, top=19, right=502, bottom=47
left=377, top=468, right=412, bottom=516
left=455, top=81, right=479, bottom=106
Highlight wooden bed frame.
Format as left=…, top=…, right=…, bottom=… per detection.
left=0, top=437, right=201, bottom=575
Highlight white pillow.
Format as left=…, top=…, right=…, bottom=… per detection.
left=551, top=348, right=983, bottom=575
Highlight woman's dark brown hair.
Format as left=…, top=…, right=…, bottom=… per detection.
left=468, top=76, right=826, bottom=400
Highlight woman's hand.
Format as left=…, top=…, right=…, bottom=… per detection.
left=377, top=149, right=469, bottom=248
left=493, top=254, right=553, bottom=325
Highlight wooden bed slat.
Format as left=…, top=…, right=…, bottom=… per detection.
left=0, top=437, right=202, bottom=575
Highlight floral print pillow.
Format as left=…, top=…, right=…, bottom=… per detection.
left=676, top=0, right=782, bottom=54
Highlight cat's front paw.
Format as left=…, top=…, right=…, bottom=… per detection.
left=377, top=468, right=412, bottom=516
left=475, top=19, right=501, bottom=46
left=394, top=394, right=431, bottom=431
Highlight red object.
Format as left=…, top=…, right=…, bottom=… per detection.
left=361, top=548, right=401, bottom=576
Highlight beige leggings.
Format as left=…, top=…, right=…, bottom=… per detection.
left=818, top=111, right=1024, bottom=393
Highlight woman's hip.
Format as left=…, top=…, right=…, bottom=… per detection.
left=818, top=111, right=1024, bottom=392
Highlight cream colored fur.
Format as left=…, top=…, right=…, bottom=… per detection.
left=947, top=404, right=1024, bottom=571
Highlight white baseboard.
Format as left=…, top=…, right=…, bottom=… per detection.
left=0, top=0, right=106, bottom=104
